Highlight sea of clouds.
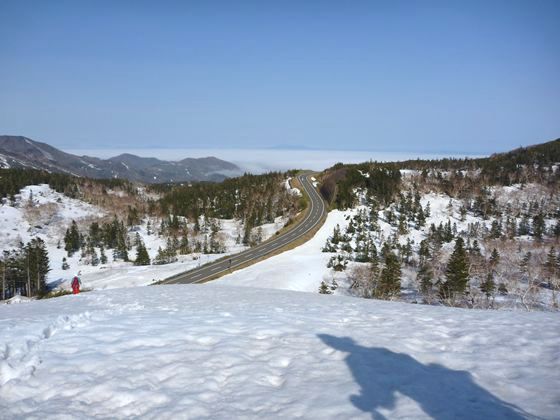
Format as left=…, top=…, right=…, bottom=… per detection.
left=66, top=148, right=481, bottom=174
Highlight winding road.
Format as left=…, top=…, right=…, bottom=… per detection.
left=159, top=174, right=327, bottom=285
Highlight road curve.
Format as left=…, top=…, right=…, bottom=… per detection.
left=159, top=174, right=327, bottom=285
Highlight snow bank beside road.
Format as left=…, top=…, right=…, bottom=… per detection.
left=0, top=285, right=557, bottom=418
left=218, top=209, right=353, bottom=292
left=285, top=177, right=302, bottom=196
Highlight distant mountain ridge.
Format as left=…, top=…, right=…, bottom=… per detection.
left=0, top=136, right=242, bottom=183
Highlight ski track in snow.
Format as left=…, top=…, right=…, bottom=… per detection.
left=0, top=285, right=558, bottom=419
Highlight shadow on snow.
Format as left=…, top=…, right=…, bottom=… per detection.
left=318, top=334, right=536, bottom=420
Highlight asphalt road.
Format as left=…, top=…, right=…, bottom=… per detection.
left=159, top=174, right=327, bottom=285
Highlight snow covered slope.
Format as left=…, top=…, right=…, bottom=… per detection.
left=0, top=285, right=558, bottom=418
left=0, top=184, right=103, bottom=252
left=218, top=209, right=352, bottom=292
left=219, top=183, right=560, bottom=310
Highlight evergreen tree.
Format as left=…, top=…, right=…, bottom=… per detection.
left=440, top=237, right=469, bottom=302
left=134, top=242, right=151, bottom=266
left=545, top=247, right=558, bottom=287
left=413, top=189, right=422, bottom=212
left=318, top=281, right=332, bottom=294
left=415, top=206, right=426, bottom=228
left=327, top=254, right=347, bottom=272
left=91, top=249, right=99, bottom=266
left=202, top=235, right=209, bottom=254
left=385, top=209, right=396, bottom=226
left=369, top=204, right=379, bottom=230
left=519, top=252, right=532, bottom=274
left=100, top=246, right=108, bottom=264
left=322, top=238, right=337, bottom=253
left=532, top=213, right=545, bottom=240
left=2, top=248, right=24, bottom=298
left=113, top=223, right=129, bottom=262
left=127, top=206, right=140, bottom=227
left=480, top=273, right=496, bottom=299
left=331, top=224, right=341, bottom=245
left=424, top=202, right=431, bottom=218
left=368, top=241, right=378, bottom=264
left=330, top=278, right=339, bottom=292
left=398, top=212, right=408, bottom=234
left=153, top=244, right=177, bottom=265
left=470, top=239, right=481, bottom=257
left=153, top=247, right=166, bottom=265
left=64, top=220, right=81, bottom=256
left=89, top=222, right=102, bottom=247
left=498, top=283, right=508, bottom=295
left=401, top=238, right=413, bottom=264
left=375, top=252, right=401, bottom=299
left=418, top=261, right=434, bottom=297
left=459, top=206, right=467, bottom=222
left=443, top=220, right=454, bottom=242
left=165, top=237, right=177, bottom=255
left=134, top=232, right=142, bottom=247
left=242, top=217, right=253, bottom=246
left=118, top=242, right=129, bottom=262
left=518, top=215, right=530, bottom=236
left=179, top=235, right=191, bottom=254
left=24, top=238, right=50, bottom=297
left=418, top=239, right=431, bottom=261
left=489, top=220, right=502, bottom=239
left=380, top=241, right=392, bottom=259
left=489, top=248, right=500, bottom=267
left=505, top=216, right=517, bottom=238
left=369, top=254, right=380, bottom=287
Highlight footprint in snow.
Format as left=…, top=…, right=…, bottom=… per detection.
left=269, top=357, right=291, bottom=368
left=195, top=336, right=220, bottom=346
left=267, top=375, right=285, bottom=387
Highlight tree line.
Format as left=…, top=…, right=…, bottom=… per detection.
left=1, top=238, right=50, bottom=300
left=0, top=168, right=136, bottom=204
left=318, top=138, right=560, bottom=210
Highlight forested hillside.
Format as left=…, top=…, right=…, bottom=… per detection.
left=320, top=138, right=560, bottom=210
left=0, top=168, right=135, bottom=201
left=0, top=169, right=302, bottom=300
left=157, top=172, right=301, bottom=234
left=2, top=138, right=558, bottom=309
left=318, top=139, right=560, bottom=310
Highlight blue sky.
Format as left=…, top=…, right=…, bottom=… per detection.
left=0, top=1, right=558, bottom=154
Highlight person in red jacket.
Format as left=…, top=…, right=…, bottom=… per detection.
left=71, top=273, right=82, bottom=294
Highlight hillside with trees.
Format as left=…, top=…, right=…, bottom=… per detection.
left=318, top=138, right=560, bottom=311
left=0, top=169, right=302, bottom=300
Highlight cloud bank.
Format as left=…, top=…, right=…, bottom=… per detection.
left=66, top=148, right=482, bottom=174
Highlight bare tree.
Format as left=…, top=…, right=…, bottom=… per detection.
left=348, top=263, right=376, bottom=298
